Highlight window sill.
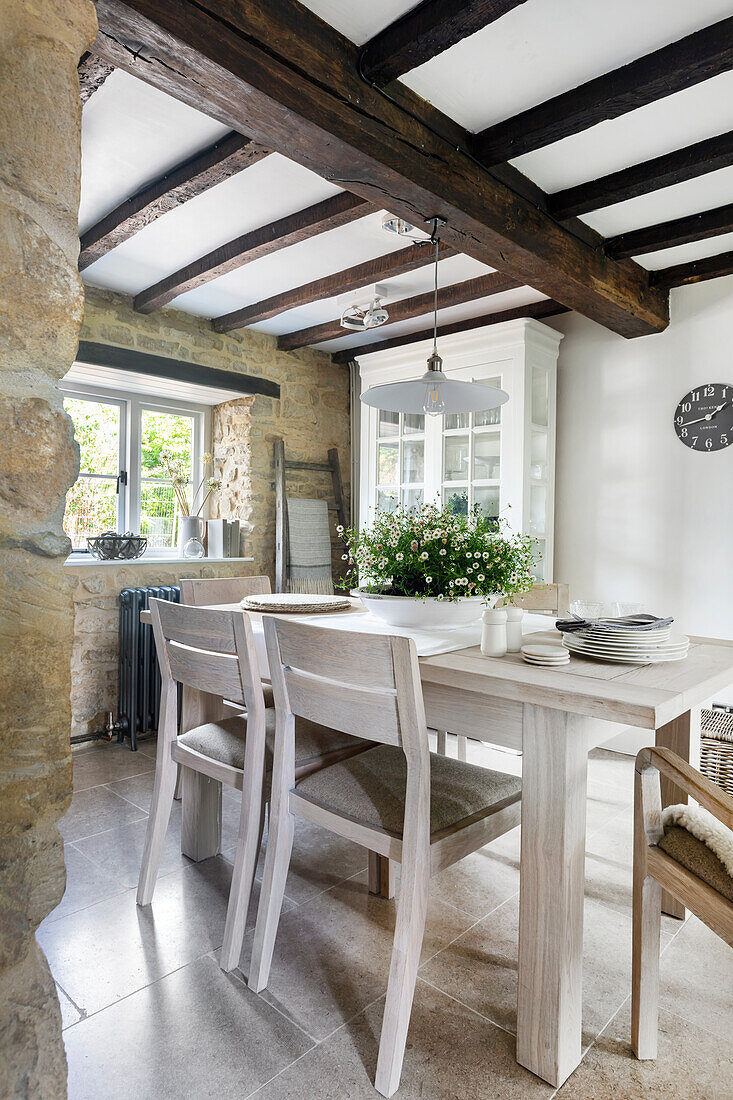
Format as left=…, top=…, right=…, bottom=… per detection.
left=64, top=555, right=254, bottom=567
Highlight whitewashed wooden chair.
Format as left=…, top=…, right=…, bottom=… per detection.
left=437, top=581, right=570, bottom=761
left=173, top=576, right=273, bottom=800
left=139, top=599, right=370, bottom=973
left=632, top=746, right=733, bottom=1060
left=248, top=617, right=522, bottom=1097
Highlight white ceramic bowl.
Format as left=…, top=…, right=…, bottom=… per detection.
left=354, top=588, right=496, bottom=630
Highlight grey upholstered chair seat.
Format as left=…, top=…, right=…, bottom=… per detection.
left=657, top=826, right=733, bottom=903
left=178, top=711, right=368, bottom=773
left=295, top=744, right=522, bottom=837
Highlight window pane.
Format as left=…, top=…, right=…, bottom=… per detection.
left=443, top=488, right=468, bottom=515
left=64, top=397, right=119, bottom=476
left=401, top=440, right=424, bottom=484
left=444, top=412, right=469, bottom=430
left=531, top=539, right=546, bottom=580
left=530, top=484, right=547, bottom=533
left=474, top=377, right=503, bottom=426
left=403, top=412, right=424, bottom=435
left=473, top=431, right=500, bottom=481
left=378, top=410, right=399, bottom=438
left=402, top=487, right=423, bottom=511
left=63, top=476, right=118, bottom=549
left=443, top=435, right=469, bottom=481
left=140, top=483, right=179, bottom=549
left=474, top=485, right=500, bottom=518
left=141, top=409, right=193, bottom=480
left=377, top=441, right=398, bottom=485
left=377, top=489, right=398, bottom=513
left=530, top=430, right=548, bottom=480
left=140, top=409, right=195, bottom=550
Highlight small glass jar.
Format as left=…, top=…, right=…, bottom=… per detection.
left=481, top=608, right=507, bottom=657
left=183, top=536, right=205, bottom=560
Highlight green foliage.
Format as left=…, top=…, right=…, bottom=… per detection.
left=337, top=500, right=538, bottom=602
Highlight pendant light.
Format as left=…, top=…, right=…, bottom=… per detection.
left=360, top=230, right=509, bottom=418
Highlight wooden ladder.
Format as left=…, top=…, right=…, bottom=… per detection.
left=274, top=439, right=346, bottom=594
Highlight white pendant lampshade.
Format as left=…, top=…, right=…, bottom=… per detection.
left=360, top=234, right=509, bottom=417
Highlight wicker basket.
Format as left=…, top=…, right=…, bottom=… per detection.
left=700, top=706, right=733, bottom=796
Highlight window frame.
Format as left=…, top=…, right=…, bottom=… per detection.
left=62, top=381, right=210, bottom=558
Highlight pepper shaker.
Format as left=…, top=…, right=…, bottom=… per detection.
left=505, top=606, right=524, bottom=652
left=481, top=608, right=507, bottom=657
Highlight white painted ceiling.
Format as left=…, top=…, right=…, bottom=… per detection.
left=80, top=1, right=733, bottom=354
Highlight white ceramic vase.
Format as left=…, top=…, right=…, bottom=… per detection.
left=354, top=587, right=499, bottom=630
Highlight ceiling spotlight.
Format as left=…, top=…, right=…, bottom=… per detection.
left=340, top=296, right=389, bottom=332
left=382, top=214, right=417, bottom=237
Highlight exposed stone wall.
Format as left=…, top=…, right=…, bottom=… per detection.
left=0, top=1, right=96, bottom=1096
left=80, top=289, right=351, bottom=584
left=67, top=559, right=257, bottom=739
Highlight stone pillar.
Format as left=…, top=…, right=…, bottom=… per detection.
left=0, top=1, right=96, bottom=1095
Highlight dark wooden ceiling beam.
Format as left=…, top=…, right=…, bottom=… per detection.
left=79, top=133, right=271, bottom=270
left=605, top=203, right=733, bottom=260
left=212, top=242, right=456, bottom=331
left=332, top=298, right=568, bottom=363
left=359, top=0, right=530, bottom=86
left=474, top=17, right=733, bottom=164
left=92, top=0, right=669, bottom=337
left=134, top=192, right=373, bottom=313
left=78, top=52, right=114, bottom=103
left=278, top=270, right=521, bottom=350
left=650, top=250, right=733, bottom=289
left=548, top=131, right=733, bottom=221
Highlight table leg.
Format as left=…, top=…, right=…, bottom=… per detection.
left=517, top=703, right=588, bottom=1088
left=655, top=708, right=701, bottom=919
left=179, top=688, right=227, bottom=861
left=368, top=852, right=396, bottom=899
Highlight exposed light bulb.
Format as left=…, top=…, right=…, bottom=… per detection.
left=422, top=351, right=445, bottom=416
left=423, top=382, right=445, bottom=416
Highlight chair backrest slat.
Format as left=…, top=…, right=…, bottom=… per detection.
left=273, top=617, right=395, bottom=689
left=499, top=582, right=569, bottom=615
left=283, top=667, right=401, bottom=745
left=180, top=575, right=271, bottom=606
left=167, top=644, right=245, bottom=703
left=155, top=601, right=237, bottom=653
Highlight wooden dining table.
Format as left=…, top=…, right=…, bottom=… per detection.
left=141, top=600, right=733, bottom=1088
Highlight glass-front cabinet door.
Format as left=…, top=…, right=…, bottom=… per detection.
left=359, top=319, right=561, bottom=579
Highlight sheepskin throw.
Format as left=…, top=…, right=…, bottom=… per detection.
left=659, top=803, right=733, bottom=902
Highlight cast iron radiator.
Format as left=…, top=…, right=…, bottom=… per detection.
left=118, top=585, right=180, bottom=750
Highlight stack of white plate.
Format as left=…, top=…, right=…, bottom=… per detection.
left=521, top=644, right=570, bottom=667
left=562, top=625, right=689, bottom=664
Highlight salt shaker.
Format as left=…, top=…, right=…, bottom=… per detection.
left=481, top=608, right=507, bottom=657
left=505, top=606, right=524, bottom=652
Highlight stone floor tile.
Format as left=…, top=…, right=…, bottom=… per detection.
left=251, top=978, right=554, bottom=1100
left=223, top=810, right=367, bottom=906
left=64, top=955, right=314, bottom=1100
left=659, top=915, right=733, bottom=1041
left=73, top=810, right=191, bottom=890
left=237, top=872, right=476, bottom=1041
left=104, top=769, right=159, bottom=812
left=556, top=1001, right=733, bottom=1098
left=41, top=844, right=127, bottom=926
left=420, top=892, right=671, bottom=1049
left=59, top=785, right=147, bottom=844
left=72, top=742, right=155, bottom=792
left=39, top=855, right=235, bottom=1016
left=428, top=832, right=520, bottom=920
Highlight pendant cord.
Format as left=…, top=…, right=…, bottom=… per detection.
left=433, top=235, right=439, bottom=355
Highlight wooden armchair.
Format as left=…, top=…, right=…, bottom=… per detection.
left=632, top=746, right=733, bottom=1060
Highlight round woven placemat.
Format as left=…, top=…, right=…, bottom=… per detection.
left=240, top=593, right=352, bottom=614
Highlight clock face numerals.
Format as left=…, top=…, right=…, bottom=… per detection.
left=674, top=383, right=733, bottom=452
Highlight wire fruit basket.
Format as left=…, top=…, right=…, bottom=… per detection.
left=700, top=706, right=733, bottom=796
left=87, top=531, right=147, bottom=561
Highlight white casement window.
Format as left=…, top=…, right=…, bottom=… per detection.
left=62, top=382, right=208, bottom=556
left=358, top=319, right=562, bottom=581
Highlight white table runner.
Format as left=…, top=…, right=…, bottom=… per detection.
left=249, top=609, right=551, bottom=678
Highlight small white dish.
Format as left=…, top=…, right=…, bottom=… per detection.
left=522, top=644, right=569, bottom=659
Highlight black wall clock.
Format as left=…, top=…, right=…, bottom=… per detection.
left=674, top=383, right=733, bottom=452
